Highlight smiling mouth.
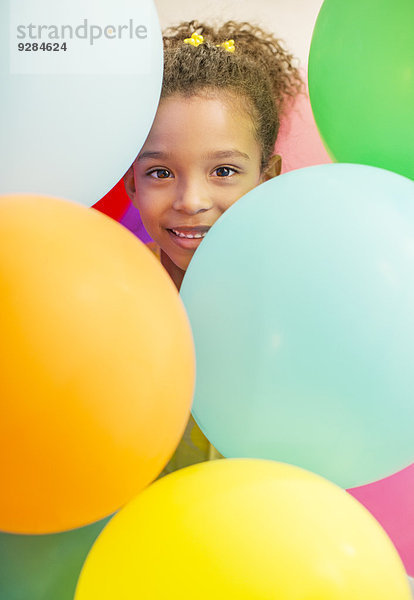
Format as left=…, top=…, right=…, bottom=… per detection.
left=167, top=226, right=210, bottom=239
left=169, top=229, right=206, bottom=239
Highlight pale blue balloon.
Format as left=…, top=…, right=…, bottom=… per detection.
left=0, top=0, right=163, bottom=205
left=180, top=164, right=414, bottom=489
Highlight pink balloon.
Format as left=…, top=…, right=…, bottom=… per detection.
left=275, top=78, right=332, bottom=173
left=348, top=465, right=414, bottom=576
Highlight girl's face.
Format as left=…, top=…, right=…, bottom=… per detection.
left=125, top=93, right=267, bottom=271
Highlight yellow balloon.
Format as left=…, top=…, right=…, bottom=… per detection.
left=75, top=460, right=411, bottom=600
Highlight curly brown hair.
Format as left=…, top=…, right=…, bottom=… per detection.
left=161, top=20, right=304, bottom=169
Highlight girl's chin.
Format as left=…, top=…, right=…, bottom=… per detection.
left=173, top=256, right=192, bottom=272
left=160, top=246, right=192, bottom=273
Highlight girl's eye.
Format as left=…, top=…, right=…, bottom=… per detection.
left=148, top=168, right=173, bottom=179
left=213, top=166, right=238, bottom=177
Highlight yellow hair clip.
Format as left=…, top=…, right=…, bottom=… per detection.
left=216, top=39, right=235, bottom=53
left=183, top=33, right=204, bottom=47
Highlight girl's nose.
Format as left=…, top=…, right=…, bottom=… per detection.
left=172, top=180, right=213, bottom=214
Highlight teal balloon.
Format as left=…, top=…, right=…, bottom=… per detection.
left=308, top=0, right=414, bottom=180
left=180, top=164, right=414, bottom=489
left=0, top=518, right=109, bottom=600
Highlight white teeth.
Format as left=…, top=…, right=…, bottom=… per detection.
left=171, top=229, right=206, bottom=239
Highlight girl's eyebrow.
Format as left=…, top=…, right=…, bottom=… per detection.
left=202, top=150, right=251, bottom=161
left=137, top=151, right=171, bottom=161
left=137, top=149, right=250, bottom=161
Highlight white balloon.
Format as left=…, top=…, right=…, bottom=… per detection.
left=1, top=0, right=163, bottom=205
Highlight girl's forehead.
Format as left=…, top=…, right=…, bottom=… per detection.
left=143, top=93, right=258, bottom=151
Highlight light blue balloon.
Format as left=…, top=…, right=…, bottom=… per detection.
left=180, top=164, right=414, bottom=489
left=0, top=0, right=163, bottom=205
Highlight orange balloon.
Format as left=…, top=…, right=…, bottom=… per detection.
left=0, top=195, right=195, bottom=534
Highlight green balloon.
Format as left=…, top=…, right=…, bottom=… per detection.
left=0, top=518, right=109, bottom=600
left=308, top=0, right=414, bottom=180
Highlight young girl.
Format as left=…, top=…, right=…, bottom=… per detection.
left=124, top=20, right=303, bottom=474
